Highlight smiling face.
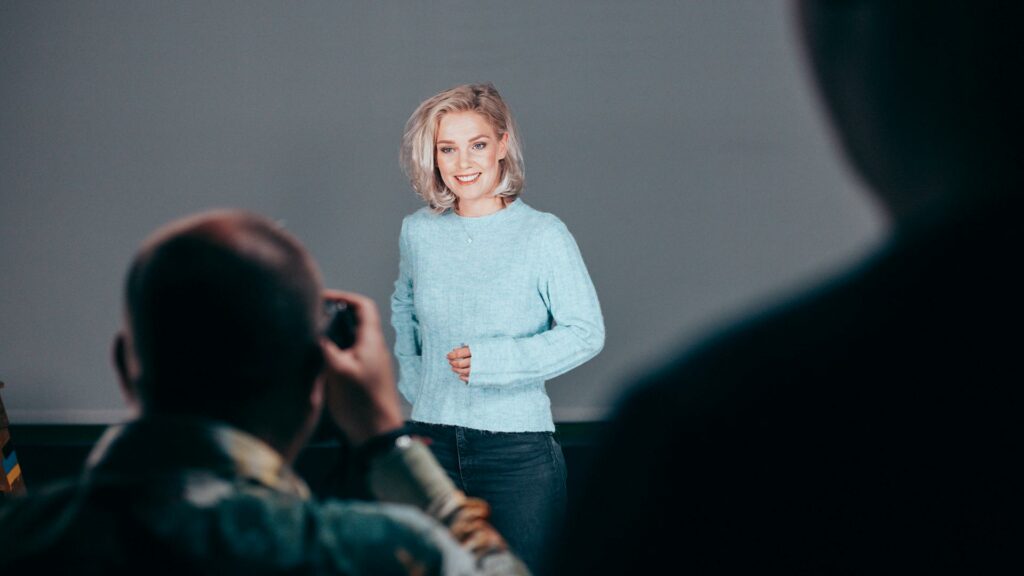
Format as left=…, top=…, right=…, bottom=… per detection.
left=435, top=111, right=509, bottom=216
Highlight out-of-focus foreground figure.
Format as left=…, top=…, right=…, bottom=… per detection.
left=552, top=1, right=1023, bottom=573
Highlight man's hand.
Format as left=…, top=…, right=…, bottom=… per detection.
left=321, top=289, right=403, bottom=445
left=447, top=346, right=471, bottom=383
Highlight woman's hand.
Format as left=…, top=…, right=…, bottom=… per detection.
left=321, top=289, right=403, bottom=445
left=447, top=346, right=472, bottom=383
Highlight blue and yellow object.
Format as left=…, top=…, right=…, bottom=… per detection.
left=1, top=381, right=27, bottom=494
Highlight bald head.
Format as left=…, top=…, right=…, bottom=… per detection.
left=120, top=211, right=324, bottom=442
left=798, top=1, right=1023, bottom=221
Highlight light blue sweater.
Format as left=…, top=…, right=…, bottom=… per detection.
left=390, top=199, right=605, bottom=432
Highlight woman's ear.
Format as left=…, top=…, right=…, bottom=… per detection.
left=498, top=132, right=509, bottom=161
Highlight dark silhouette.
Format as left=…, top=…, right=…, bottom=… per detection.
left=553, top=1, right=1023, bottom=573
left=0, top=211, right=527, bottom=575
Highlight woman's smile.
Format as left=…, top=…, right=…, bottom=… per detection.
left=455, top=173, right=481, bottom=184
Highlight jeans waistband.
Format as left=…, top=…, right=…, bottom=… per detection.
left=408, top=420, right=553, bottom=438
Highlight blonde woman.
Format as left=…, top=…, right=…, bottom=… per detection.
left=391, top=83, right=604, bottom=571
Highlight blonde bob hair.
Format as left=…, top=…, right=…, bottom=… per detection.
left=401, top=83, right=525, bottom=213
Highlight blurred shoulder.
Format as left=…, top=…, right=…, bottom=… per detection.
left=617, top=254, right=883, bottom=428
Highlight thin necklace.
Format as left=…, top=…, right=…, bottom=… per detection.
left=455, top=199, right=506, bottom=244
left=458, top=215, right=474, bottom=244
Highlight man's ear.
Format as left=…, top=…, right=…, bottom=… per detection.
left=304, top=343, right=326, bottom=426
left=114, top=332, right=141, bottom=413
left=284, top=362, right=326, bottom=465
left=310, top=374, right=325, bottom=416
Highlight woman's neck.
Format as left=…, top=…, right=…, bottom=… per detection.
left=455, top=196, right=506, bottom=217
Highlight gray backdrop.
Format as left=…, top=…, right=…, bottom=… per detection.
left=0, top=1, right=882, bottom=424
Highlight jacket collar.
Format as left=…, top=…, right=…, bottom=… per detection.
left=85, top=416, right=310, bottom=499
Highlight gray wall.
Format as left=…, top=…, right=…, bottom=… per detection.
left=0, top=1, right=882, bottom=424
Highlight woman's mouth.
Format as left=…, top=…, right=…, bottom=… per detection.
left=455, top=173, right=481, bottom=184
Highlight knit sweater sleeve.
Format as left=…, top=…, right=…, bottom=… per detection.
left=390, top=217, right=422, bottom=404
left=466, top=219, right=604, bottom=387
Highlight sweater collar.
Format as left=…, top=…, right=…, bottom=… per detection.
left=451, top=198, right=524, bottom=226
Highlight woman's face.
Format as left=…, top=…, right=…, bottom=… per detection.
left=435, top=111, right=508, bottom=213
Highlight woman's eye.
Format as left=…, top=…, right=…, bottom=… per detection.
left=472, top=142, right=486, bottom=150
left=439, top=147, right=453, bottom=154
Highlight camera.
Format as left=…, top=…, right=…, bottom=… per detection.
left=324, top=300, right=358, bottom=349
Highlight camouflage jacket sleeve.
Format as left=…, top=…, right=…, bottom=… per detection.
left=366, top=435, right=531, bottom=576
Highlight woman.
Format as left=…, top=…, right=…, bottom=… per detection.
left=391, top=83, right=604, bottom=571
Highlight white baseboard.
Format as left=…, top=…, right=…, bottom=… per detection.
left=6, top=409, right=134, bottom=425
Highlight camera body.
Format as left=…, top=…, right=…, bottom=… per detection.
left=324, top=300, right=358, bottom=349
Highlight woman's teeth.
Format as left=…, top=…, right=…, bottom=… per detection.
left=456, top=174, right=480, bottom=183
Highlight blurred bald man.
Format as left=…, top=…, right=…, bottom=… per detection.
left=0, top=211, right=527, bottom=575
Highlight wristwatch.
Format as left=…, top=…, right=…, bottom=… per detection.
left=356, top=426, right=413, bottom=462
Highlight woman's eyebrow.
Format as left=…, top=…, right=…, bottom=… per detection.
left=436, top=135, right=490, bottom=145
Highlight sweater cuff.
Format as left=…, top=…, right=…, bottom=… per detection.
left=464, top=338, right=504, bottom=386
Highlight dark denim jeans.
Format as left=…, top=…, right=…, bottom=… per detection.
left=407, top=421, right=567, bottom=574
